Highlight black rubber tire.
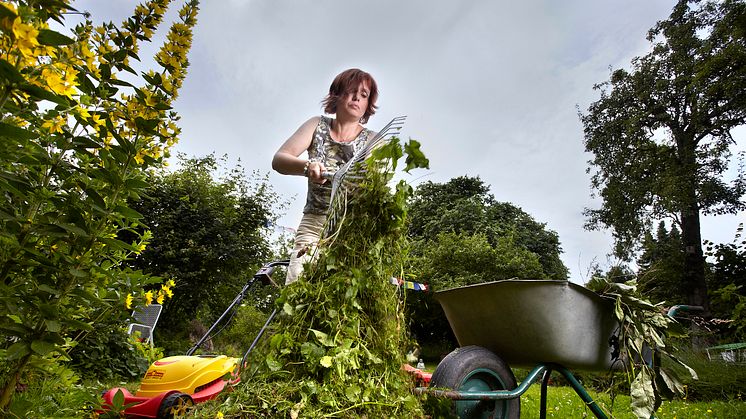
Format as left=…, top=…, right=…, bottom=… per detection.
left=430, top=346, right=520, bottom=419
left=157, top=392, right=194, bottom=419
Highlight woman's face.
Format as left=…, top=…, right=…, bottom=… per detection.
left=338, top=81, right=370, bottom=121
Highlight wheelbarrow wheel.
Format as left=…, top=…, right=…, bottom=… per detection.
left=430, top=345, right=519, bottom=419
left=157, top=392, right=194, bottom=419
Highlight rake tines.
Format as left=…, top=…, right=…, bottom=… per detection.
left=322, top=115, right=407, bottom=240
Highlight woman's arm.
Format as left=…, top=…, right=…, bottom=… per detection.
left=272, top=117, right=326, bottom=183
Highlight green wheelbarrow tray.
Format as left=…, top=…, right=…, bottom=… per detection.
left=435, top=279, right=621, bottom=371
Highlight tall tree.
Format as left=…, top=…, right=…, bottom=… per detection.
left=408, top=176, right=568, bottom=280
left=581, top=0, right=746, bottom=311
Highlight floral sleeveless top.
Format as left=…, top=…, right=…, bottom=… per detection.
left=304, top=116, right=372, bottom=214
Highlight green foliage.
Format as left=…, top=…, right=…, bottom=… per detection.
left=581, top=0, right=746, bottom=309
left=193, top=139, right=429, bottom=418
left=638, top=222, right=687, bottom=305
left=418, top=232, right=546, bottom=289
left=124, top=154, right=283, bottom=338
left=210, top=302, right=272, bottom=358
left=587, top=276, right=697, bottom=418
left=67, top=327, right=149, bottom=382
left=4, top=369, right=103, bottom=419
left=705, top=223, right=746, bottom=338
left=408, top=176, right=568, bottom=281
left=0, top=0, right=200, bottom=410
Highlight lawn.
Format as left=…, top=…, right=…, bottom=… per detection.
left=519, top=384, right=746, bottom=418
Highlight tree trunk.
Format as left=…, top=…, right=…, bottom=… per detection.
left=0, top=354, right=31, bottom=411
left=680, top=206, right=709, bottom=313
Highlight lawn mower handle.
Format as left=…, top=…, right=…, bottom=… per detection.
left=186, top=260, right=289, bottom=356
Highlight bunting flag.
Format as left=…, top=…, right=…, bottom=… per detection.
left=389, top=277, right=429, bottom=292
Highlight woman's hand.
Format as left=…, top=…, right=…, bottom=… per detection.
left=306, top=161, right=327, bottom=184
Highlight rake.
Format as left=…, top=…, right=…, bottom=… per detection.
left=320, top=115, right=407, bottom=241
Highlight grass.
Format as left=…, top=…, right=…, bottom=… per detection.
left=520, top=383, right=746, bottom=418
left=6, top=375, right=746, bottom=418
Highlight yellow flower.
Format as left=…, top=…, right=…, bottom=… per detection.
left=41, top=66, right=78, bottom=98
left=162, top=284, right=173, bottom=298
left=12, top=17, right=39, bottom=58
left=135, top=242, right=146, bottom=254
left=144, top=290, right=153, bottom=305
left=134, top=150, right=146, bottom=165
left=156, top=291, right=165, bottom=305
left=215, top=412, right=224, bottom=419
left=125, top=294, right=133, bottom=310
left=166, top=279, right=176, bottom=288
left=41, top=116, right=65, bottom=134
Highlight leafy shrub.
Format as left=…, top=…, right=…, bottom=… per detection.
left=68, top=327, right=152, bottom=382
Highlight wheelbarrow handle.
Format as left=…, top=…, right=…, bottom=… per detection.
left=667, top=304, right=704, bottom=318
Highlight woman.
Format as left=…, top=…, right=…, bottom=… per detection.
left=272, top=68, right=379, bottom=284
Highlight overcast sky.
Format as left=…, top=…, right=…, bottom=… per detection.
left=74, top=0, right=744, bottom=283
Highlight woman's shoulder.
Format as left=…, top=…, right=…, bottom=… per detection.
left=301, top=115, right=323, bottom=127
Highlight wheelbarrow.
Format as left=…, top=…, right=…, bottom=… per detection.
left=414, top=279, right=626, bottom=419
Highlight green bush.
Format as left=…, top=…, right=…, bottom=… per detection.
left=68, top=327, right=151, bottom=382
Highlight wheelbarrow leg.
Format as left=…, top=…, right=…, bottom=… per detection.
left=540, top=367, right=552, bottom=419
left=554, top=364, right=608, bottom=419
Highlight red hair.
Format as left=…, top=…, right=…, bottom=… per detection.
left=322, top=68, right=378, bottom=124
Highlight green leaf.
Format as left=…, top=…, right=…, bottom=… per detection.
left=630, top=368, right=655, bottom=419
left=100, top=237, right=136, bottom=251
left=282, top=302, right=294, bottom=316
left=76, top=72, right=95, bottom=94
left=45, top=320, right=61, bottom=333
left=265, top=355, right=282, bottom=372
left=6, top=342, right=30, bottom=360
left=37, top=284, right=57, bottom=294
left=124, top=178, right=150, bottom=190
left=614, top=297, right=624, bottom=321
left=114, top=205, right=143, bottom=220
left=54, top=222, right=88, bottom=236
left=69, top=267, right=88, bottom=278
left=37, top=29, right=75, bottom=46
left=0, top=122, right=36, bottom=140
left=72, top=136, right=101, bottom=149
left=0, top=3, right=16, bottom=21
left=404, top=139, right=430, bottom=172
left=112, top=389, right=124, bottom=407
left=62, top=318, right=94, bottom=331
left=310, top=329, right=335, bottom=347
left=0, top=58, right=24, bottom=83
left=18, top=82, right=68, bottom=105
left=658, top=368, right=684, bottom=395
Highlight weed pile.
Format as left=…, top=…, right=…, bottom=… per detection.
left=196, top=140, right=429, bottom=418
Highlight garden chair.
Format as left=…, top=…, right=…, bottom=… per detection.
left=127, top=304, right=162, bottom=346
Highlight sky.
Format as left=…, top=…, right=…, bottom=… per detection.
left=72, top=0, right=745, bottom=283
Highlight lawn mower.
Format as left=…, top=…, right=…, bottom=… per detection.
left=100, top=260, right=288, bottom=418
